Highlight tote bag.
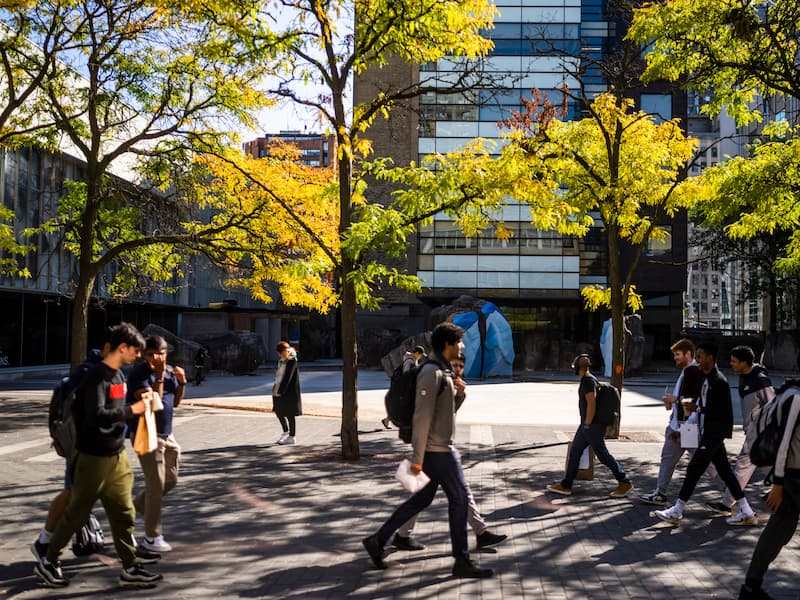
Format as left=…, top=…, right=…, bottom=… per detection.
left=133, top=411, right=158, bottom=456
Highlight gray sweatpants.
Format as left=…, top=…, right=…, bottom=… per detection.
left=655, top=426, right=718, bottom=496
left=713, top=431, right=765, bottom=506
left=398, top=482, right=486, bottom=537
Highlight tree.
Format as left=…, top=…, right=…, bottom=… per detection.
left=628, top=0, right=800, bottom=265
left=25, top=0, right=276, bottom=365
left=239, top=0, right=498, bottom=459
left=504, top=92, right=705, bottom=398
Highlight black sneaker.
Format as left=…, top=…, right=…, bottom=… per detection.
left=639, top=492, right=669, bottom=506
left=30, top=540, right=48, bottom=566
left=362, top=534, right=387, bottom=569
left=452, top=556, right=493, bottom=579
left=476, top=530, right=508, bottom=549
left=706, top=501, right=734, bottom=516
left=135, top=546, right=161, bottom=565
left=381, top=418, right=391, bottom=429
left=119, top=564, right=163, bottom=588
left=33, top=558, right=68, bottom=588
left=392, top=534, right=425, bottom=551
left=739, top=584, right=774, bottom=599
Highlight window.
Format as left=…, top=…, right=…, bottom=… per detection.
left=711, top=146, right=718, bottom=158
left=711, top=303, right=720, bottom=314
left=701, top=288, right=708, bottom=299
left=641, top=94, right=672, bottom=123
left=749, top=300, right=759, bottom=323
left=645, top=226, right=672, bottom=256
left=691, top=288, right=699, bottom=299
left=701, top=302, right=708, bottom=313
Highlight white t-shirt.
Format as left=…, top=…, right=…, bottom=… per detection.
left=669, top=360, right=698, bottom=431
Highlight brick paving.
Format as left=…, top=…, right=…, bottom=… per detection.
left=0, top=395, right=798, bottom=599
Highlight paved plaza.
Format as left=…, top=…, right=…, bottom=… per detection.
left=0, top=378, right=798, bottom=599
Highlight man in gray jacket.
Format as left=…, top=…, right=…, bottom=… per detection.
left=363, top=322, right=493, bottom=579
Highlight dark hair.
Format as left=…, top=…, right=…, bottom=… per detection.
left=571, top=354, right=591, bottom=374
left=107, top=322, right=145, bottom=351
left=696, top=342, right=718, bottom=360
left=413, top=345, right=426, bottom=355
left=670, top=338, right=695, bottom=355
left=730, top=345, right=755, bottom=365
left=276, top=341, right=291, bottom=352
left=431, top=322, right=464, bottom=354
left=145, top=335, right=168, bottom=351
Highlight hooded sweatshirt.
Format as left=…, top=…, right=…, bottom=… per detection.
left=739, top=364, right=775, bottom=443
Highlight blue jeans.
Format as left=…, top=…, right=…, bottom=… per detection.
left=563, top=424, right=628, bottom=487
left=377, top=449, right=469, bottom=559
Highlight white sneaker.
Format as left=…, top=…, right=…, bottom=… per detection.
left=140, top=536, right=172, bottom=553
left=275, top=432, right=289, bottom=444
left=283, top=436, right=296, bottom=445
left=653, top=505, right=683, bottom=525
left=726, top=509, right=758, bottom=526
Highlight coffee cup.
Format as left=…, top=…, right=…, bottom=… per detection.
left=151, top=391, right=164, bottom=412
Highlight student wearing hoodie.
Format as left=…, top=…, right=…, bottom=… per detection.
left=272, top=342, right=302, bottom=445
left=707, top=346, right=775, bottom=516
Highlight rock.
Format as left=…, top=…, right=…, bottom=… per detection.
left=300, top=313, right=337, bottom=361
left=624, top=314, right=646, bottom=376
left=428, top=295, right=488, bottom=329
left=189, top=331, right=267, bottom=375
left=381, top=332, right=433, bottom=376
left=764, top=331, right=800, bottom=372
left=141, top=324, right=204, bottom=380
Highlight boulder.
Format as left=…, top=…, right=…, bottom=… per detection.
left=381, top=332, right=433, bottom=376
left=428, top=295, right=488, bottom=329
left=358, top=328, right=405, bottom=368
left=141, top=324, right=204, bottom=379
left=189, top=331, right=267, bottom=375
left=764, top=331, right=800, bottom=372
left=624, top=314, right=646, bottom=376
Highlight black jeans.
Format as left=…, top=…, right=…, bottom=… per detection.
left=563, top=424, right=628, bottom=487
left=678, top=436, right=744, bottom=502
left=277, top=415, right=296, bottom=437
left=376, top=449, right=469, bottom=560
left=745, top=473, right=800, bottom=588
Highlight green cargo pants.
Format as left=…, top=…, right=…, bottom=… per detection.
left=47, top=450, right=136, bottom=568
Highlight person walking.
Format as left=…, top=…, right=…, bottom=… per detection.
left=382, top=345, right=426, bottom=429
left=392, top=353, right=507, bottom=552
left=654, top=342, right=757, bottom=526
left=706, top=345, right=775, bottom=516
left=272, top=341, right=302, bottom=445
left=639, top=338, right=705, bottom=506
left=126, top=335, right=186, bottom=553
left=362, top=322, right=493, bottom=579
left=32, top=323, right=162, bottom=589
left=547, top=354, right=634, bottom=498
left=738, top=380, right=800, bottom=600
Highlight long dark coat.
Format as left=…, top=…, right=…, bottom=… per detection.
left=273, top=357, right=302, bottom=417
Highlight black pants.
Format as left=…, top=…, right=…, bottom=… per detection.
left=678, top=437, right=744, bottom=502
left=563, top=424, right=628, bottom=487
left=745, top=474, right=800, bottom=588
left=276, top=415, right=296, bottom=437
left=376, top=449, right=469, bottom=560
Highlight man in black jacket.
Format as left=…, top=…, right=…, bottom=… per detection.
left=33, top=323, right=162, bottom=589
left=654, top=342, right=757, bottom=526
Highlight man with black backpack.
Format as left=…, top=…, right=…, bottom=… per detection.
left=547, top=354, right=633, bottom=498
left=739, top=379, right=800, bottom=600
left=363, top=322, right=493, bottom=579
left=32, top=323, right=162, bottom=589
left=654, top=342, right=757, bottom=526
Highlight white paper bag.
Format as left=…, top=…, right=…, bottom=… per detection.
left=579, top=447, right=591, bottom=470
left=395, top=459, right=431, bottom=494
left=680, top=422, right=699, bottom=449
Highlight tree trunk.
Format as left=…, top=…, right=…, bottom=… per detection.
left=767, top=272, right=778, bottom=334
left=606, top=226, right=624, bottom=439
left=70, top=267, right=96, bottom=367
left=337, top=142, right=360, bottom=460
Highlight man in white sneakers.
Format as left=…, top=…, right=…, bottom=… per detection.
left=654, top=343, right=757, bottom=527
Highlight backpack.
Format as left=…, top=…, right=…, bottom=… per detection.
left=71, top=511, right=105, bottom=556
left=48, top=376, right=78, bottom=459
left=593, top=382, right=621, bottom=426
left=385, top=358, right=446, bottom=443
left=749, top=381, right=800, bottom=468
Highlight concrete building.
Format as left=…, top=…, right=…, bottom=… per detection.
left=355, top=0, right=689, bottom=368
left=243, top=131, right=336, bottom=168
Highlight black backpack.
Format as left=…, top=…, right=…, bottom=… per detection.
left=48, top=376, right=79, bottom=459
left=385, top=358, right=445, bottom=443
left=71, top=511, right=105, bottom=556
left=593, top=382, right=621, bottom=426
left=749, top=381, right=800, bottom=467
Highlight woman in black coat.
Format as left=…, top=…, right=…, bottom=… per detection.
left=272, top=341, right=302, bottom=444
